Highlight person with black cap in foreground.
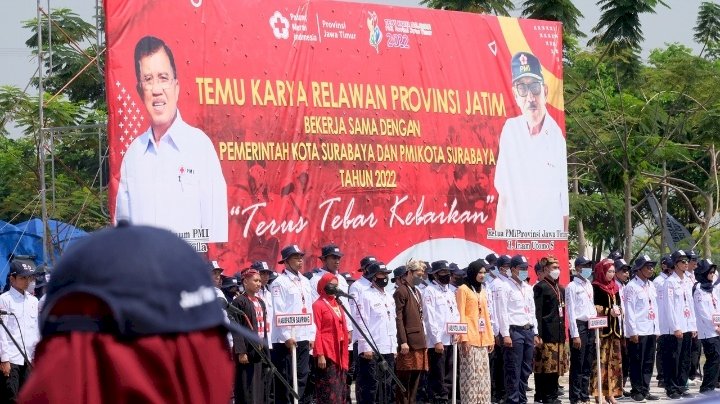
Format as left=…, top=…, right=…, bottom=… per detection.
left=496, top=254, right=539, bottom=404
left=423, top=260, right=461, bottom=404
left=659, top=250, right=697, bottom=400
left=456, top=258, right=494, bottom=403
left=354, top=261, right=397, bottom=404
left=624, top=255, right=660, bottom=402
left=231, top=267, right=269, bottom=403
left=18, top=222, right=255, bottom=403
left=312, top=272, right=350, bottom=404
left=310, top=244, right=350, bottom=326
left=653, top=254, right=673, bottom=388
left=271, top=245, right=315, bottom=404
left=532, top=255, right=567, bottom=404
left=393, top=259, right=428, bottom=404
left=0, top=260, right=40, bottom=402
left=692, top=258, right=720, bottom=395
left=565, top=255, right=595, bottom=404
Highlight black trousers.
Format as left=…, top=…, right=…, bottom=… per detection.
left=396, top=369, right=422, bottom=404
left=534, top=372, right=559, bottom=403
left=235, top=361, right=263, bottom=404
left=662, top=332, right=692, bottom=396
left=503, top=327, right=535, bottom=404
left=0, top=363, right=30, bottom=404
left=427, top=345, right=454, bottom=401
left=690, top=335, right=702, bottom=379
left=272, top=341, right=310, bottom=404
left=656, top=334, right=668, bottom=381
left=700, top=337, right=720, bottom=393
left=628, top=334, right=656, bottom=397
left=356, top=353, right=396, bottom=403
left=490, top=338, right=506, bottom=401
left=621, top=338, right=629, bottom=386
left=569, top=320, right=595, bottom=403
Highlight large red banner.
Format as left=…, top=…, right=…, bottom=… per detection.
left=105, top=0, right=569, bottom=279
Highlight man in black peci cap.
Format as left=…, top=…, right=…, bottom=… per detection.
left=494, top=51, right=568, bottom=234
left=19, top=221, right=255, bottom=403
left=271, top=245, right=314, bottom=404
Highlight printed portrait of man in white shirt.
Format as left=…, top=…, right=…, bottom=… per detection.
left=115, top=35, right=228, bottom=243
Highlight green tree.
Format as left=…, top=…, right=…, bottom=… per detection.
left=420, top=0, right=514, bottom=15
left=588, top=0, right=668, bottom=81
left=694, top=1, right=720, bottom=59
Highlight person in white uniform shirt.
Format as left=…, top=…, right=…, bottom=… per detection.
left=691, top=258, right=720, bottom=394
left=494, top=51, right=569, bottom=233
left=653, top=254, right=672, bottom=387
left=489, top=253, right=511, bottom=403
left=270, top=245, right=315, bottom=404
left=0, top=261, right=40, bottom=402
left=660, top=250, right=697, bottom=400
left=422, top=260, right=461, bottom=403
left=496, top=255, right=539, bottom=404
left=310, top=245, right=350, bottom=317
left=686, top=250, right=703, bottom=384
left=115, top=35, right=228, bottom=242
left=565, top=256, right=596, bottom=404
left=354, top=262, right=397, bottom=404
left=624, top=255, right=661, bottom=402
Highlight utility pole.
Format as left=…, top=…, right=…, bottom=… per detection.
left=37, top=0, right=50, bottom=264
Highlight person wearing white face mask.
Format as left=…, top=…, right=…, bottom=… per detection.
left=565, top=256, right=596, bottom=404
left=532, top=256, right=567, bottom=404
left=496, top=254, right=539, bottom=404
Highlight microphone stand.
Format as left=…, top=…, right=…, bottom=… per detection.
left=0, top=315, right=33, bottom=369
left=336, top=299, right=406, bottom=394
left=224, top=301, right=300, bottom=400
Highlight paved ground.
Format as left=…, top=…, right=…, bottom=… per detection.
left=348, top=372, right=714, bottom=403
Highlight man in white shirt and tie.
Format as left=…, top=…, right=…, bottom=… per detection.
left=624, top=255, right=661, bottom=402
left=565, top=256, right=595, bottom=404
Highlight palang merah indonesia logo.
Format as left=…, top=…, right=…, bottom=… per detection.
left=367, top=11, right=382, bottom=53
left=270, top=11, right=290, bottom=40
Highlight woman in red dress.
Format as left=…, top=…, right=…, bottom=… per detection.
left=313, top=272, right=350, bottom=403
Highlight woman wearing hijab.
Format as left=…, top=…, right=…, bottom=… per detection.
left=312, top=272, right=350, bottom=403
left=691, top=258, right=720, bottom=394
left=455, top=259, right=494, bottom=403
left=590, top=258, right=623, bottom=404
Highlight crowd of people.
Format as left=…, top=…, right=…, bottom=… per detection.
left=2, top=227, right=720, bottom=404
left=209, top=245, right=720, bottom=404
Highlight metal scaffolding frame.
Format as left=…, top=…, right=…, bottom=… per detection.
left=36, top=0, right=106, bottom=262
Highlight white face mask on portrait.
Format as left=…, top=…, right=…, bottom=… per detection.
left=549, top=269, right=561, bottom=280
